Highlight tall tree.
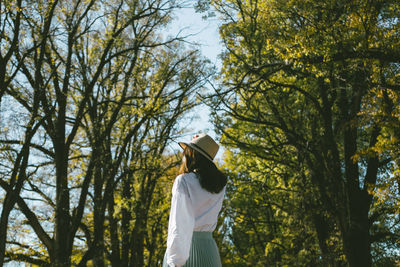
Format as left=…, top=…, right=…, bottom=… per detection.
left=0, top=0, right=211, bottom=265
left=0, top=0, right=54, bottom=265
left=209, top=0, right=400, bottom=266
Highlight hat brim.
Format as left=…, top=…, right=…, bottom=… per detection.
left=178, top=142, right=214, bottom=162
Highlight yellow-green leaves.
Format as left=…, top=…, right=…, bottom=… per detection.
left=211, top=0, right=400, bottom=265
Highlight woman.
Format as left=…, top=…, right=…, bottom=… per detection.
left=163, top=133, right=227, bottom=267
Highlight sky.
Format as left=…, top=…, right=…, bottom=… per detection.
left=168, top=6, right=223, bottom=68
left=165, top=6, right=226, bottom=159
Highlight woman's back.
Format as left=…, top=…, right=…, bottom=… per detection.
left=174, top=173, right=225, bottom=232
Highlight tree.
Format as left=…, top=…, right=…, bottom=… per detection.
left=214, top=149, right=332, bottom=266
left=209, top=0, right=400, bottom=266
left=0, top=0, right=53, bottom=265
left=0, top=0, right=23, bottom=101
left=0, top=0, right=211, bottom=265
left=77, top=43, right=210, bottom=266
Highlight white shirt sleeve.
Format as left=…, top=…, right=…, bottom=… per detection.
left=166, top=175, right=195, bottom=267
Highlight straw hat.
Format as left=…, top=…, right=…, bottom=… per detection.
left=179, top=133, right=219, bottom=161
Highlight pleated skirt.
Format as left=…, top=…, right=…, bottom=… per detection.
left=162, top=231, right=222, bottom=267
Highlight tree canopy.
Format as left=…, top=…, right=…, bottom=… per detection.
left=1, top=0, right=400, bottom=266
left=208, top=0, right=400, bottom=266
left=0, top=0, right=212, bottom=265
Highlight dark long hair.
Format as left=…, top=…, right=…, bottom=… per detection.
left=179, top=146, right=227, bottom=193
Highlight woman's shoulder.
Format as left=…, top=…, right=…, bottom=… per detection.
left=177, top=173, right=198, bottom=185
left=176, top=172, right=197, bottom=182
left=185, top=172, right=198, bottom=179
left=173, top=173, right=196, bottom=193
left=175, top=172, right=198, bottom=187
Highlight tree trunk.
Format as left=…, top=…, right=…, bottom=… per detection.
left=120, top=176, right=132, bottom=267
left=54, top=151, right=71, bottom=266
left=0, top=195, right=16, bottom=266
left=342, top=189, right=372, bottom=267
left=93, top=219, right=105, bottom=267
left=109, top=190, right=121, bottom=266
left=93, top=162, right=105, bottom=267
left=54, top=95, right=71, bottom=266
left=340, top=71, right=372, bottom=267
left=312, top=212, right=338, bottom=266
left=342, top=119, right=371, bottom=266
left=130, top=208, right=145, bottom=267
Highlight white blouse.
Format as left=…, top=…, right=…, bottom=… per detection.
left=165, top=172, right=226, bottom=267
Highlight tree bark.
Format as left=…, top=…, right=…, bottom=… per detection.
left=342, top=189, right=371, bottom=267
left=121, top=176, right=132, bottom=267
left=92, top=145, right=105, bottom=267
left=108, top=189, right=121, bottom=266
left=54, top=101, right=71, bottom=266
left=130, top=208, right=145, bottom=267
left=0, top=194, right=17, bottom=266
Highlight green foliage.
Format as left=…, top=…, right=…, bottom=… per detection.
left=0, top=0, right=211, bottom=265
left=216, top=149, right=324, bottom=266
left=210, top=0, right=400, bottom=266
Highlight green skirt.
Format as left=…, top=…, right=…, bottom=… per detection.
left=163, top=231, right=222, bottom=267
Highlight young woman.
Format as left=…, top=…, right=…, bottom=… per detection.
left=163, top=133, right=227, bottom=267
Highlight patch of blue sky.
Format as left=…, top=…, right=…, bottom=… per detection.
left=162, top=5, right=225, bottom=160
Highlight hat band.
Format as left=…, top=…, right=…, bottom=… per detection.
left=191, top=143, right=213, bottom=161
